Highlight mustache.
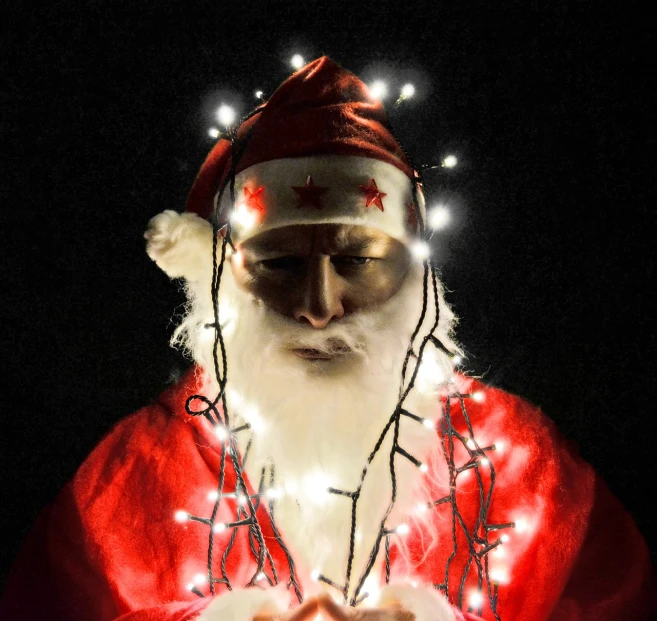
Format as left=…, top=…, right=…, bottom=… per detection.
left=258, top=311, right=375, bottom=357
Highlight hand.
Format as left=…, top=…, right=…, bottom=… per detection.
left=252, top=594, right=414, bottom=621
left=252, top=596, right=319, bottom=621
left=316, top=594, right=415, bottom=621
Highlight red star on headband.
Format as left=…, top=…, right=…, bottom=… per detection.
left=291, top=175, right=328, bottom=209
left=243, top=186, right=265, bottom=212
left=407, top=203, right=418, bottom=231
left=359, top=178, right=387, bottom=212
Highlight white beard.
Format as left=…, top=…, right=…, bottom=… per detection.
left=173, top=252, right=460, bottom=600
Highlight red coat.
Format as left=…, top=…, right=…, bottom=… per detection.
left=1, top=368, right=654, bottom=620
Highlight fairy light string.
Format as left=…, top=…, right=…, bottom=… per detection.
left=173, top=61, right=517, bottom=620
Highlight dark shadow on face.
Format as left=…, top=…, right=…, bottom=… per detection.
left=230, top=224, right=412, bottom=329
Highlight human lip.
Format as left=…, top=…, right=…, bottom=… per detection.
left=289, top=340, right=352, bottom=360
left=291, top=348, right=335, bottom=360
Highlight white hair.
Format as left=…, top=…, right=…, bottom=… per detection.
left=150, top=212, right=463, bottom=600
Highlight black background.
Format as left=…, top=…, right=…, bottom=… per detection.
left=1, top=1, right=654, bottom=588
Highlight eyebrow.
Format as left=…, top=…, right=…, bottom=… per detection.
left=246, top=233, right=389, bottom=253
left=329, top=229, right=389, bottom=252
left=331, top=238, right=387, bottom=252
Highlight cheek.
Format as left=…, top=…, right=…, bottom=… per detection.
left=229, top=260, right=295, bottom=313
left=345, top=265, right=408, bottom=309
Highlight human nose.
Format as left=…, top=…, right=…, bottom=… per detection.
left=293, top=256, right=345, bottom=329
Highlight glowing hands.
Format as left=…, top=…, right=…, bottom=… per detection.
left=253, top=594, right=414, bottom=621
left=315, top=594, right=415, bottom=620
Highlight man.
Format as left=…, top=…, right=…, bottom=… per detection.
left=1, top=57, right=654, bottom=621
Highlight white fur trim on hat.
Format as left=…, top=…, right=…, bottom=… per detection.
left=218, top=155, right=425, bottom=243
left=145, top=210, right=214, bottom=281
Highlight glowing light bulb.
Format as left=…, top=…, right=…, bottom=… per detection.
left=226, top=388, right=243, bottom=409
left=213, top=522, right=227, bottom=533
left=493, top=545, right=505, bottom=557
left=396, top=524, right=410, bottom=535
left=466, top=439, right=476, bottom=450
left=193, top=573, right=207, bottom=585
left=500, top=533, right=510, bottom=543
left=217, top=300, right=238, bottom=337
left=244, top=404, right=266, bottom=433
left=479, top=457, right=490, bottom=467
left=290, top=54, right=304, bottom=70
left=494, top=441, right=505, bottom=454
left=416, top=502, right=428, bottom=513
left=417, top=349, right=448, bottom=387
left=362, top=574, right=381, bottom=603
left=186, top=582, right=195, bottom=591
left=217, top=104, right=236, bottom=127
left=368, top=80, right=387, bottom=100
left=174, top=510, right=189, bottom=523
left=514, top=517, right=529, bottom=533
left=232, top=249, right=244, bottom=267
left=266, top=488, right=282, bottom=499
left=208, top=127, right=220, bottom=139
left=419, top=463, right=429, bottom=473
left=207, top=491, right=219, bottom=501
left=428, top=206, right=450, bottom=230
left=231, top=203, right=257, bottom=231
left=442, top=155, right=458, bottom=168
left=255, top=90, right=264, bottom=99
left=490, top=568, right=509, bottom=584
left=400, top=83, right=415, bottom=99
left=410, top=580, right=418, bottom=588
left=302, top=471, right=331, bottom=504
left=410, top=240, right=430, bottom=261
left=215, top=425, right=227, bottom=440
left=237, top=494, right=247, bottom=506
left=256, top=572, right=266, bottom=581
left=472, top=391, right=485, bottom=403
left=452, top=354, right=463, bottom=365
left=311, top=568, right=320, bottom=581
left=468, top=590, right=483, bottom=608
left=422, top=418, right=435, bottom=429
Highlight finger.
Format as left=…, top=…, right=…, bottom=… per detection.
left=316, top=594, right=350, bottom=621
left=285, top=597, right=320, bottom=621
left=252, top=596, right=318, bottom=621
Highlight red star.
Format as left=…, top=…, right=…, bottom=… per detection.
left=359, top=178, right=387, bottom=211
left=243, top=186, right=265, bottom=212
left=291, top=175, right=328, bottom=209
left=407, top=203, right=418, bottom=231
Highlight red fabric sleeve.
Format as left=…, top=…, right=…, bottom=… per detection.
left=0, top=499, right=211, bottom=621
left=394, top=379, right=656, bottom=620
left=0, top=410, right=215, bottom=621
left=3, top=371, right=654, bottom=621
left=547, top=476, right=657, bottom=620
left=114, top=599, right=210, bottom=621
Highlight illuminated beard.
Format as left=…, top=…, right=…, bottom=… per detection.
left=174, top=259, right=459, bottom=597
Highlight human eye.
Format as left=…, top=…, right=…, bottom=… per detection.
left=258, top=256, right=305, bottom=271
left=331, top=256, right=373, bottom=267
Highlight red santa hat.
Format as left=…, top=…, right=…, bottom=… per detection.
left=146, top=57, right=425, bottom=279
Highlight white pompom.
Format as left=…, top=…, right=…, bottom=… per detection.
left=144, top=210, right=215, bottom=281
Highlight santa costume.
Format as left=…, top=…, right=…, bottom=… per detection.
left=1, top=57, right=654, bottom=621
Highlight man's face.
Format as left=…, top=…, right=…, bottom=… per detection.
left=230, top=223, right=412, bottom=339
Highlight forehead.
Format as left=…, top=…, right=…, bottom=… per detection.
left=240, top=224, right=396, bottom=254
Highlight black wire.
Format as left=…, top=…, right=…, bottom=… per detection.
left=178, top=96, right=508, bottom=620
